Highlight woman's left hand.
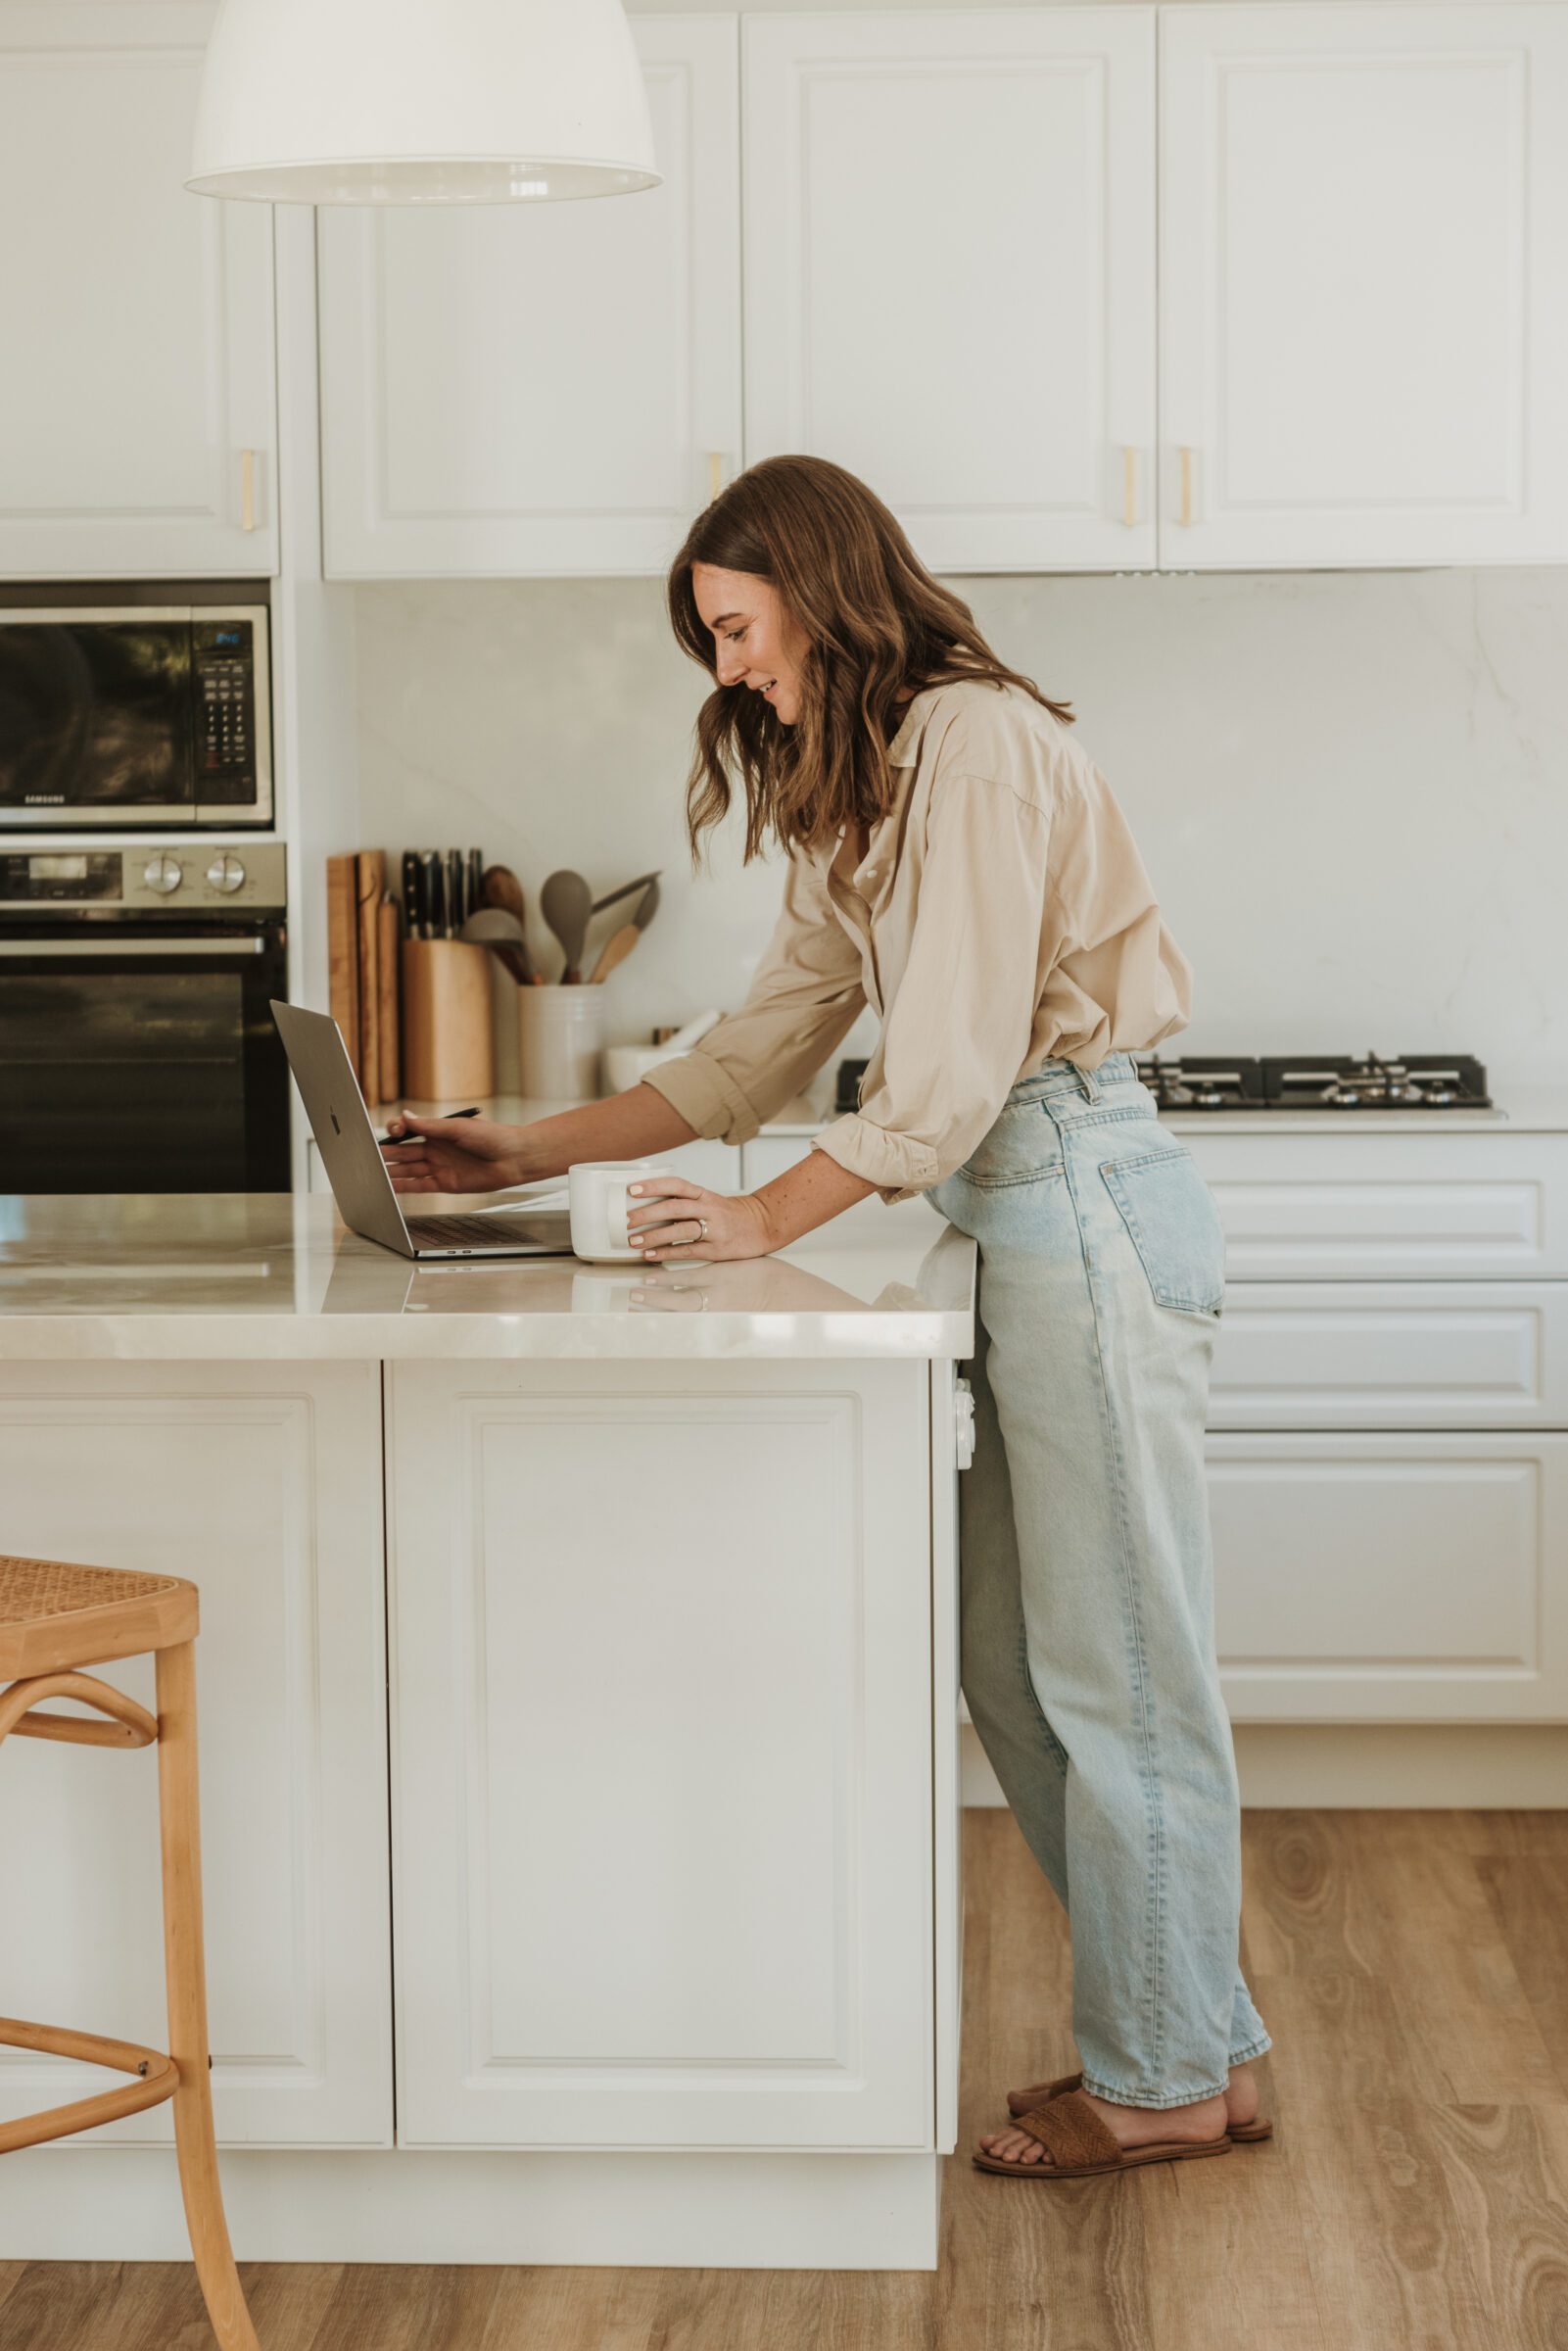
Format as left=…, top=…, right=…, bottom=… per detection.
left=626, top=1177, right=776, bottom=1265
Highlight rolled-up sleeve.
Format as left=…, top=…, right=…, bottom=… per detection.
left=641, top=849, right=866, bottom=1145
left=812, top=773, right=1052, bottom=1204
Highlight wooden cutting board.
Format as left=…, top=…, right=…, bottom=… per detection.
left=356, top=849, right=385, bottom=1103
left=326, top=853, right=360, bottom=1080
left=377, top=892, right=401, bottom=1102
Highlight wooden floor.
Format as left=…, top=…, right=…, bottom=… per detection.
left=6, top=1807, right=1568, bottom=2349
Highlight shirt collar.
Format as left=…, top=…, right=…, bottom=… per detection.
left=885, top=687, right=934, bottom=768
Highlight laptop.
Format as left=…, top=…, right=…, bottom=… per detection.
left=271, top=999, right=575, bottom=1259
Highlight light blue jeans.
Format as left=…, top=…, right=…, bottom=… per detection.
left=929, top=1052, right=1271, bottom=2109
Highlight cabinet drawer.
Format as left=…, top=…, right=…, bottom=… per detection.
left=1182, top=1131, right=1568, bottom=1279
left=1209, top=1432, right=1568, bottom=1722
left=1210, top=1282, right=1568, bottom=1429
left=741, top=1133, right=817, bottom=1188
left=664, top=1138, right=740, bottom=1190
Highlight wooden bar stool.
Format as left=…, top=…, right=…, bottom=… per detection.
left=0, top=1554, right=260, bottom=2351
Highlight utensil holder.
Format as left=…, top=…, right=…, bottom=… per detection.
left=518, top=984, right=604, bottom=1100
left=401, top=939, right=495, bottom=1099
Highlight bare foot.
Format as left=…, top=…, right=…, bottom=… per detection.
left=979, top=2065, right=1259, bottom=2169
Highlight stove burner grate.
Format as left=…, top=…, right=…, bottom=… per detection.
left=1133, top=1052, right=1492, bottom=1112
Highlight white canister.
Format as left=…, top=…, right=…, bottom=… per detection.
left=517, top=984, right=604, bottom=1100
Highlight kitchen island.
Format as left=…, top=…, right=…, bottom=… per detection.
left=0, top=1193, right=975, bottom=2271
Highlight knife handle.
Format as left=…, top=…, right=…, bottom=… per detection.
left=423, top=850, right=446, bottom=939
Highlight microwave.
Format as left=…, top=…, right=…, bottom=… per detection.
left=0, top=598, right=272, bottom=829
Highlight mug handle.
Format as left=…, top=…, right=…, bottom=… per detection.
left=606, top=1182, right=634, bottom=1253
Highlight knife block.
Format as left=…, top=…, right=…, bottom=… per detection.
left=400, top=940, right=495, bottom=1100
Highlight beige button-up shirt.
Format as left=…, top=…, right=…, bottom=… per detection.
left=643, top=678, right=1191, bottom=1204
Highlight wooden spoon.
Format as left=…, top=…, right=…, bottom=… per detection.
left=481, top=863, right=527, bottom=927
left=586, top=875, right=658, bottom=983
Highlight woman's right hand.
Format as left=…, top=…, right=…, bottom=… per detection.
left=379, top=1112, right=532, bottom=1195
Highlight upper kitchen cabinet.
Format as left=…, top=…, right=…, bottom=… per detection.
left=0, top=5, right=277, bottom=579
left=1160, top=5, right=1568, bottom=568
left=741, top=11, right=1158, bottom=571
left=317, top=17, right=741, bottom=578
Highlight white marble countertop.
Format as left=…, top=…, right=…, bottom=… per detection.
left=0, top=1193, right=976, bottom=1364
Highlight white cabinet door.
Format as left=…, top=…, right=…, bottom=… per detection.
left=1160, top=5, right=1568, bottom=567
left=0, top=4, right=277, bottom=579
left=1210, top=1431, right=1568, bottom=1721
left=387, top=1359, right=934, bottom=2149
left=742, top=9, right=1157, bottom=571
left=0, top=1363, right=392, bottom=2145
left=318, top=17, right=740, bottom=578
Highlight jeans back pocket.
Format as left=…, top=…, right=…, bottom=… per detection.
left=1101, top=1148, right=1226, bottom=1315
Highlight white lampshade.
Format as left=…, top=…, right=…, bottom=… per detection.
left=187, top=0, right=660, bottom=205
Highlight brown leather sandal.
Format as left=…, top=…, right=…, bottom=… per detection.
left=1006, top=2069, right=1273, bottom=2143
left=974, top=2086, right=1233, bottom=2179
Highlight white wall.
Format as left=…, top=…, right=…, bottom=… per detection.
left=352, top=565, right=1568, bottom=1101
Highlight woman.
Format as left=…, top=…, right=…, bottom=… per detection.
left=382, top=455, right=1272, bottom=2181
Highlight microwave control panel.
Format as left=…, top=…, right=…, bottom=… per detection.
left=193, top=620, right=259, bottom=802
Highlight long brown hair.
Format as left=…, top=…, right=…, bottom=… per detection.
left=666, top=455, right=1071, bottom=862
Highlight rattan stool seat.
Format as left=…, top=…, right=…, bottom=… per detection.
left=0, top=1552, right=198, bottom=1678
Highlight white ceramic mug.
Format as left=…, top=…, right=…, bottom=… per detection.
left=567, top=1161, right=683, bottom=1263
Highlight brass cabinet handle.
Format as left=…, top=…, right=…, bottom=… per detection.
left=1178, top=445, right=1196, bottom=528
left=707, top=451, right=725, bottom=502
left=241, top=448, right=257, bottom=533
left=1122, top=447, right=1138, bottom=529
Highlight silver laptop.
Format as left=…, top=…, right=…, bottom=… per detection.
left=271, top=1000, right=574, bottom=1260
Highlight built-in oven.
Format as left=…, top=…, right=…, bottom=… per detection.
left=0, top=582, right=272, bottom=829
left=0, top=842, right=290, bottom=1194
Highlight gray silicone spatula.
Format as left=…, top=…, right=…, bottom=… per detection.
left=540, top=868, right=593, bottom=983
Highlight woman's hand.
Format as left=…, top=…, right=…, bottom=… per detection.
left=379, top=1112, right=530, bottom=1194
left=626, top=1176, right=777, bottom=1264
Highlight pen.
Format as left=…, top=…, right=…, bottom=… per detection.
left=377, top=1107, right=482, bottom=1144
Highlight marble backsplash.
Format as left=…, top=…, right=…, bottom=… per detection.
left=351, top=565, right=1568, bottom=1101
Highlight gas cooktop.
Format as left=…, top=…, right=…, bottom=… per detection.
left=830, top=1051, right=1497, bottom=1118
left=1133, top=1052, right=1493, bottom=1112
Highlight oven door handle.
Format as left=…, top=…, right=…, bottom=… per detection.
left=0, top=936, right=267, bottom=958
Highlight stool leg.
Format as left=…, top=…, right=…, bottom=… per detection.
left=155, top=1639, right=261, bottom=2351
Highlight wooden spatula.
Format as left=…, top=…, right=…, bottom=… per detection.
left=587, top=923, right=641, bottom=984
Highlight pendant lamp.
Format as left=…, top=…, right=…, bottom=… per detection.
left=187, top=0, right=660, bottom=205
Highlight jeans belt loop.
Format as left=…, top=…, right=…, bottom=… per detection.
left=1074, top=1061, right=1102, bottom=1106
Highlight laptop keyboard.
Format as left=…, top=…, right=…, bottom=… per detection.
left=408, top=1213, right=555, bottom=1246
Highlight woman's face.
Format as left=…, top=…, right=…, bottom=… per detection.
left=690, top=562, right=812, bottom=725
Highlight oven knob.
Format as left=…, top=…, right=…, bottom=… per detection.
left=206, top=853, right=247, bottom=894
left=143, top=853, right=184, bottom=895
